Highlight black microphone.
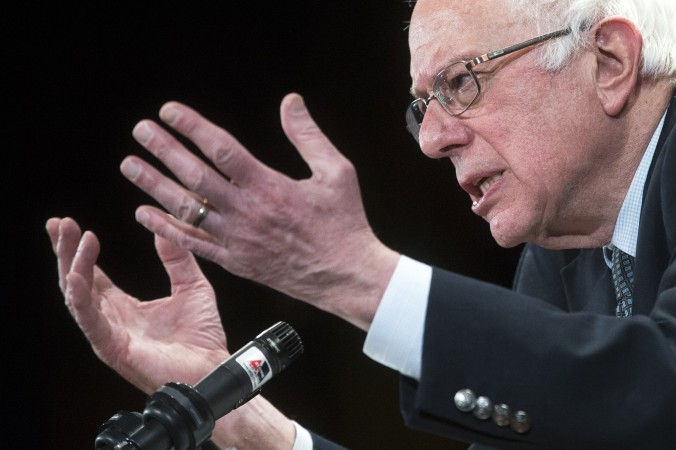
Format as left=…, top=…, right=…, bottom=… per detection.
left=95, top=321, right=304, bottom=450
left=196, top=320, right=304, bottom=417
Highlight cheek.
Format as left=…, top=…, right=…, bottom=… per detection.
left=486, top=206, right=541, bottom=247
left=484, top=151, right=561, bottom=246
left=508, top=141, right=573, bottom=217
left=473, top=68, right=594, bottom=245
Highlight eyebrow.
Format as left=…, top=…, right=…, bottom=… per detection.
left=409, top=45, right=484, bottom=98
left=408, top=53, right=472, bottom=98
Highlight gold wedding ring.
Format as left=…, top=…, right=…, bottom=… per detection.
left=192, top=198, right=209, bottom=228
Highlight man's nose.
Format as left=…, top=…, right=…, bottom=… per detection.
left=418, top=101, right=471, bottom=159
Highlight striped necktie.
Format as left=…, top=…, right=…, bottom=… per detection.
left=611, top=246, right=635, bottom=317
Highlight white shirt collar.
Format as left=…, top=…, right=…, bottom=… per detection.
left=603, top=112, right=667, bottom=267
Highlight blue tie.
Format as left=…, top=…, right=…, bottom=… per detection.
left=611, top=246, right=635, bottom=317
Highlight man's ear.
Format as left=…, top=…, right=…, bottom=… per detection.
left=591, top=17, right=642, bottom=116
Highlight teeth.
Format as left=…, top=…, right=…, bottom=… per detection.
left=478, top=174, right=500, bottom=195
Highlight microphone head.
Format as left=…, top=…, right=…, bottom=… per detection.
left=256, top=321, right=304, bottom=371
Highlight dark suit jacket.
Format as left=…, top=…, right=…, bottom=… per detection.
left=399, top=93, right=676, bottom=450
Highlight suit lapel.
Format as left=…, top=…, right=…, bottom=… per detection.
left=560, top=248, right=616, bottom=314
left=633, top=91, right=676, bottom=315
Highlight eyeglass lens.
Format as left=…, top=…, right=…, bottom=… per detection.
left=406, top=62, right=479, bottom=143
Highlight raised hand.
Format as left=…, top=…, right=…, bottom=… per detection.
left=46, top=217, right=229, bottom=392
left=46, top=217, right=297, bottom=449
left=120, top=93, right=400, bottom=330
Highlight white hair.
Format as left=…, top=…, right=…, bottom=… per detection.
left=504, top=0, right=676, bottom=81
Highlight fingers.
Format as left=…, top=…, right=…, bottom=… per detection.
left=121, top=155, right=218, bottom=229
left=280, top=93, right=354, bottom=181
left=45, top=217, right=66, bottom=292
left=157, top=101, right=272, bottom=187
left=133, top=205, right=227, bottom=266
left=56, top=220, right=102, bottom=312
left=122, top=95, right=361, bottom=282
left=45, top=217, right=61, bottom=252
left=46, top=217, right=112, bottom=343
left=154, top=96, right=343, bottom=189
left=124, top=100, right=290, bottom=240
left=46, top=217, right=102, bottom=301
left=65, top=267, right=111, bottom=345
left=123, top=101, right=271, bottom=233
left=127, top=119, right=233, bottom=209
left=127, top=101, right=275, bottom=215
left=153, top=233, right=211, bottom=291
left=70, top=230, right=100, bottom=292
left=47, top=217, right=82, bottom=293
left=124, top=96, right=343, bottom=237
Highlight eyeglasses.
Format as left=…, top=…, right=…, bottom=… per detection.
left=406, top=28, right=571, bottom=144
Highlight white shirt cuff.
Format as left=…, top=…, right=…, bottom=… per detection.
left=363, top=255, right=431, bottom=380
left=291, top=420, right=313, bottom=450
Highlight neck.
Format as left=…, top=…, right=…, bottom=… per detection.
left=536, top=81, right=673, bottom=250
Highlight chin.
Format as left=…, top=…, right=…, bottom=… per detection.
left=490, top=233, right=526, bottom=248
left=488, top=215, right=532, bottom=248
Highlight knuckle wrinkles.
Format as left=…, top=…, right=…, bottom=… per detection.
left=176, top=196, right=194, bottom=221
left=210, top=142, right=237, bottom=168
left=184, top=165, right=210, bottom=191
left=176, top=233, right=193, bottom=250
left=327, top=159, right=356, bottom=184
left=182, top=116, right=199, bottom=134
left=298, top=124, right=321, bottom=139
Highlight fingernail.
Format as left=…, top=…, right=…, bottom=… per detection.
left=120, top=159, right=139, bottom=180
left=160, top=103, right=181, bottom=125
left=289, top=95, right=305, bottom=115
left=133, top=121, right=153, bottom=144
left=135, top=209, right=149, bottom=225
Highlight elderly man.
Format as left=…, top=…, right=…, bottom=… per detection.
left=48, top=0, right=675, bottom=448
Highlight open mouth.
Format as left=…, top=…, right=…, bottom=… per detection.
left=471, top=173, right=503, bottom=209
left=476, top=174, right=502, bottom=195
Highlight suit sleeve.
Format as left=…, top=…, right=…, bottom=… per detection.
left=398, top=259, right=676, bottom=449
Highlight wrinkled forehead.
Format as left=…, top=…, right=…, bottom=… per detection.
left=409, top=0, right=523, bottom=92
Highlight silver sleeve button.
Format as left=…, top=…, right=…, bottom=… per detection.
left=453, top=389, right=477, bottom=412
left=510, top=410, right=531, bottom=434
left=492, top=403, right=511, bottom=427
left=472, top=396, right=493, bottom=420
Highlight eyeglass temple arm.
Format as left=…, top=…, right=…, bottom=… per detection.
left=469, top=28, right=572, bottom=67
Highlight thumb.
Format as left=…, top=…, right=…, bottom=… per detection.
left=280, top=93, right=354, bottom=179
left=154, top=233, right=206, bottom=289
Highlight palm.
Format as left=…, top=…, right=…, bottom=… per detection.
left=47, top=217, right=229, bottom=395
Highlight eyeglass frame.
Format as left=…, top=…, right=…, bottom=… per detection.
left=406, top=27, right=572, bottom=142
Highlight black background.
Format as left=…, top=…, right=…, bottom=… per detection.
left=7, top=3, right=522, bottom=449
